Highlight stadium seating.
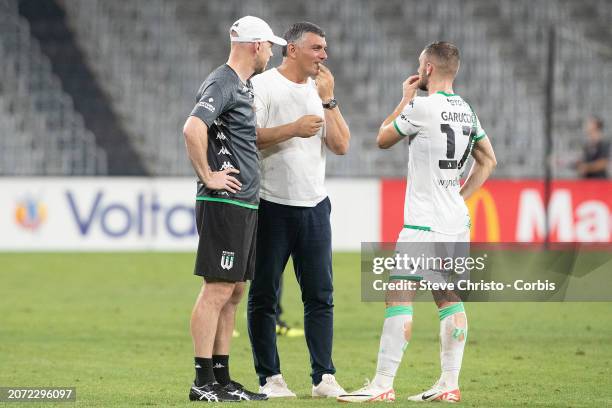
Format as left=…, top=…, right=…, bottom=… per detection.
left=62, top=0, right=208, bottom=176
left=2, top=0, right=610, bottom=178
left=0, top=0, right=106, bottom=175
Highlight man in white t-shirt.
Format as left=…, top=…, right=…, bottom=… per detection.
left=247, top=21, right=350, bottom=399
left=338, top=42, right=496, bottom=403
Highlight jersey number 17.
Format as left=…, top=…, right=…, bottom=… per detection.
left=439, top=124, right=476, bottom=170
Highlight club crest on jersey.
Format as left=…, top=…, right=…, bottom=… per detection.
left=220, top=251, right=235, bottom=270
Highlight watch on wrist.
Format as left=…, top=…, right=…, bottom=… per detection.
left=322, top=98, right=338, bottom=109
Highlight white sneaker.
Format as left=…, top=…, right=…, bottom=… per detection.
left=336, top=379, right=395, bottom=403
left=407, top=383, right=461, bottom=403
left=311, top=374, right=346, bottom=398
left=258, top=374, right=297, bottom=398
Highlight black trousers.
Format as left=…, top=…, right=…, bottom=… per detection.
left=248, top=197, right=335, bottom=385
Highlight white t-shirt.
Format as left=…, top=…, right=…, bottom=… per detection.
left=393, top=91, right=487, bottom=235
left=251, top=68, right=327, bottom=207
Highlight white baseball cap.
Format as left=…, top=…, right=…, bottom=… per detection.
left=229, top=16, right=287, bottom=46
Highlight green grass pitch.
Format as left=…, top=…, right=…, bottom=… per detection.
left=1, top=253, right=611, bottom=407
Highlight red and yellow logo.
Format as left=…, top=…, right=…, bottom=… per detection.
left=466, top=188, right=500, bottom=242
left=15, top=198, right=47, bottom=231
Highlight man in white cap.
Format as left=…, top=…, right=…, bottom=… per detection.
left=182, top=16, right=286, bottom=402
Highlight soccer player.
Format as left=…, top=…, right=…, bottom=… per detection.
left=247, top=22, right=350, bottom=398
left=338, top=42, right=497, bottom=403
left=182, top=16, right=286, bottom=402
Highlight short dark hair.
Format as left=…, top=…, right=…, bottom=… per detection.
left=282, top=22, right=325, bottom=57
left=423, top=41, right=460, bottom=76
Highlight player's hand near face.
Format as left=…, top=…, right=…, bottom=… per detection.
left=402, top=74, right=420, bottom=102
left=315, top=64, right=350, bottom=154
left=315, top=64, right=335, bottom=101
left=203, top=168, right=242, bottom=193
left=293, top=115, right=324, bottom=138
left=377, top=74, right=421, bottom=149
left=256, top=65, right=347, bottom=151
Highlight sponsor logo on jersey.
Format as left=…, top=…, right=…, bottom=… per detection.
left=438, top=179, right=460, bottom=188
left=218, top=146, right=232, bottom=156
left=197, top=100, right=216, bottom=112
left=399, top=113, right=419, bottom=130
left=213, top=118, right=226, bottom=127
left=216, top=132, right=227, bottom=141
left=220, top=161, right=234, bottom=171
left=221, top=251, right=235, bottom=270
left=446, top=98, right=464, bottom=106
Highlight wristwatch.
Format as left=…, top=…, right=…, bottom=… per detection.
left=322, top=98, right=338, bottom=109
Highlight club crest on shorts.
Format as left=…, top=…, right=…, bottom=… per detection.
left=220, top=251, right=235, bottom=270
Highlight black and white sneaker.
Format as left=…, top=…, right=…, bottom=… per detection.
left=189, top=382, right=241, bottom=402
left=224, top=380, right=268, bottom=401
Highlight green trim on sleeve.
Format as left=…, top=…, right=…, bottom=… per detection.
left=384, top=305, right=414, bottom=318
left=196, top=196, right=258, bottom=210
left=393, top=119, right=408, bottom=137
left=403, top=224, right=432, bottom=231
left=474, top=132, right=486, bottom=142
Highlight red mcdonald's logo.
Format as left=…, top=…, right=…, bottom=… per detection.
left=466, top=187, right=501, bottom=242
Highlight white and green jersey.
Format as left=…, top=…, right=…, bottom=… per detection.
left=393, top=91, right=487, bottom=235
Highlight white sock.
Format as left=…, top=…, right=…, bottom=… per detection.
left=438, top=303, right=467, bottom=390
left=373, top=305, right=413, bottom=389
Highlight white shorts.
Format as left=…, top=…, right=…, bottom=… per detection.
left=397, top=228, right=470, bottom=244
left=392, top=227, right=470, bottom=284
